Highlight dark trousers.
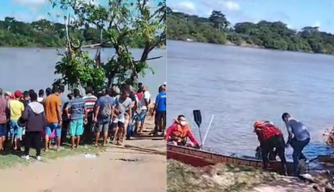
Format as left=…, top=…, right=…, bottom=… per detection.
left=61, top=121, right=69, bottom=144
left=24, top=131, right=42, bottom=156
left=154, top=111, right=166, bottom=133
left=289, top=137, right=310, bottom=175
left=261, top=135, right=287, bottom=174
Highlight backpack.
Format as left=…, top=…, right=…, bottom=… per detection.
left=100, top=100, right=112, bottom=118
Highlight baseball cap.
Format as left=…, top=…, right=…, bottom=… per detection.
left=14, top=90, right=22, bottom=98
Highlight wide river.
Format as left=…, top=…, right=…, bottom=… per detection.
left=167, top=40, right=334, bottom=160
left=0, top=47, right=166, bottom=96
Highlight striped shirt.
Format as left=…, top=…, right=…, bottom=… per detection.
left=83, top=94, right=97, bottom=113
left=67, top=97, right=85, bottom=120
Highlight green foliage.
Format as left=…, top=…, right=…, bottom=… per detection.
left=0, top=16, right=147, bottom=48
left=50, top=0, right=166, bottom=89
left=167, top=8, right=334, bottom=55
left=54, top=51, right=106, bottom=91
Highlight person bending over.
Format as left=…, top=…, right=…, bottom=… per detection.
left=166, top=115, right=200, bottom=148
left=253, top=120, right=287, bottom=175
left=281, top=113, right=310, bottom=176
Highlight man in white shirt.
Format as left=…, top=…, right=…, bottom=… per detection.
left=137, top=86, right=151, bottom=133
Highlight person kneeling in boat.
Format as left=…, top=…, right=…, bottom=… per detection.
left=254, top=120, right=287, bottom=175
left=166, top=115, right=200, bottom=148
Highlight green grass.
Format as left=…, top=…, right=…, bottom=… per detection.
left=167, top=160, right=280, bottom=192
left=0, top=144, right=107, bottom=169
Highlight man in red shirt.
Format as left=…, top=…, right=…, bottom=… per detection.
left=253, top=120, right=287, bottom=175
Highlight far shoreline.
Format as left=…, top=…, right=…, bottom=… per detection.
left=168, top=39, right=334, bottom=57
left=0, top=46, right=166, bottom=50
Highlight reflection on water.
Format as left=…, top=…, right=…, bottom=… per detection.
left=167, top=40, right=334, bottom=160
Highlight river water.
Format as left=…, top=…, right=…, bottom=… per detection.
left=167, top=40, right=334, bottom=160
left=0, top=47, right=166, bottom=96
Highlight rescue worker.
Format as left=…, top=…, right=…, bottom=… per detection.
left=166, top=115, right=200, bottom=148
left=253, top=120, right=287, bottom=175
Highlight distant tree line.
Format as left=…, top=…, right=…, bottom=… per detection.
left=0, top=17, right=149, bottom=48
left=167, top=7, right=334, bottom=54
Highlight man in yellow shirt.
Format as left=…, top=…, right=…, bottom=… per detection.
left=9, top=90, right=24, bottom=150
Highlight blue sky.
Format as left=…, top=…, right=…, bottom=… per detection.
left=168, top=0, right=334, bottom=33
left=0, top=0, right=160, bottom=24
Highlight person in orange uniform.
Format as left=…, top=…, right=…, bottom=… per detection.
left=166, top=115, right=200, bottom=148
left=253, top=120, right=287, bottom=175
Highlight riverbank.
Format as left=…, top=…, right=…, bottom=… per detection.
left=0, top=115, right=158, bottom=169
left=0, top=140, right=166, bottom=192
left=169, top=39, right=320, bottom=56
left=0, top=115, right=166, bottom=192
left=167, top=160, right=322, bottom=192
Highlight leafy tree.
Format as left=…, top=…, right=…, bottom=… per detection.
left=167, top=7, right=334, bottom=55
left=209, top=10, right=229, bottom=30
left=49, top=0, right=166, bottom=90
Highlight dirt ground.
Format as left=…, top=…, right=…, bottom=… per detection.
left=0, top=114, right=166, bottom=192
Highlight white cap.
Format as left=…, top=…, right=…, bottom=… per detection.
left=163, top=82, right=166, bottom=86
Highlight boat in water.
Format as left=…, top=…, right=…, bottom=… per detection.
left=167, top=143, right=296, bottom=174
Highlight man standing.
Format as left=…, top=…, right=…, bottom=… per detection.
left=137, top=86, right=151, bottom=133
left=44, top=86, right=62, bottom=151
left=113, top=90, right=132, bottom=145
left=83, top=87, right=97, bottom=143
left=66, top=89, right=87, bottom=149
left=0, top=88, right=8, bottom=151
left=37, top=89, right=44, bottom=103
left=94, top=89, right=115, bottom=146
left=9, top=90, right=24, bottom=150
left=21, top=92, right=45, bottom=161
left=59, top=85, right=69, bottom=144
left=281, top=112, right=310, bottom=176
left=152, top=85, right=166, bottom=136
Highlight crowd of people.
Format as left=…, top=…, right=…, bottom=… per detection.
left=166, top=112, right=310, bottom=177
left=0, top=82, right=167, bottom=160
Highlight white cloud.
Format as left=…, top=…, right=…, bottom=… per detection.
left=314, top=21, right=321, bottom=27
left=225, top=1, right=240, bottom=11
left=12, top=0, right=46, bottom=5
left=171, top=1, right=197, bottom=14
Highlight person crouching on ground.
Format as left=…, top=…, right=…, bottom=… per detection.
left=20, top=92, right=45, bottom=160
left=253, top=120, right=287, bottom=175
left=65, top=89, right=87, bottom=149
left=281, top=113, right=310, bottom=176
left=166, top=115, right=200, bottom=148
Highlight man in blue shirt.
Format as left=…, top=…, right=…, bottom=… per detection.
left=152, top=86, right=166, bottom=136
left=94, top=89, right=115, bottom=146
left=282, top=112, right=310, bottom=176
left=66, top=89, right=86, bottom=149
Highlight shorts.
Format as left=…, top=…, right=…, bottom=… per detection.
left=0, top=123, right=7, bottom=137
left=69, top=119, right=84, bottom=137
left=95, top=122, right=109, bottom=133
left=10, top=120, right=23, bottom=139
left=45, top=122, right=61, bottom=137
left=136, top=109, right=148, bottom=122
left=111, top=121, right=125, bottom=129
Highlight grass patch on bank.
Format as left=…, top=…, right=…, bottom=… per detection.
left=167, top=160, right=280, bottom=192
left=0, top=144, right=107, bottom=169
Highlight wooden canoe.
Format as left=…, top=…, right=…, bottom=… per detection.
left=167, top=144, right=295, bottom=174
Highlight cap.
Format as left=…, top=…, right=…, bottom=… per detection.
left=14, top=90, right=22, bottom=98
left=163, top=82, right=166, bottom=86
left=253, top=120, right=264, bottom=129
left=4, top=91, right=11, bottom=96
left=10, top=93, right=15, bottom=98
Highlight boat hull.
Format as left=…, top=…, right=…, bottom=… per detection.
left=167, top=144, right=294, bottom=174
